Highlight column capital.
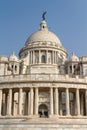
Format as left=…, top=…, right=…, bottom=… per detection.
left=35, top=87, right=38, bottom=89
left=76, top=88, right=79, bottom=90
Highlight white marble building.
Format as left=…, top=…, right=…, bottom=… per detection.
left=0, top=15, right=87, bottom=130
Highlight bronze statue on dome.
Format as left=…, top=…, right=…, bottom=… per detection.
left=42, top=11, right=47, bottom=20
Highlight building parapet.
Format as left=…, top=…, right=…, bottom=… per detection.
left=0, top=74, right=87, bottom=84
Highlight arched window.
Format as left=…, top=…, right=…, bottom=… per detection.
left=15, top=65, right=17, bottom=72
left=41, top=55, right=46, bottom=63
left=12, top=65, right=13, bottom=69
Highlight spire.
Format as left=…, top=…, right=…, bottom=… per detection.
left=12, top=51, right=15, bottom=56
left=72, top=52, right=75, bottom=56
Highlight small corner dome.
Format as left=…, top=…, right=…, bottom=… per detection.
left=69, top=52, right=79, bottom=62
left=0, top=56, right=8, bottom=62
left=25, top=20, right=62, bottom=47
left=9, top=52, right=18, bottom=61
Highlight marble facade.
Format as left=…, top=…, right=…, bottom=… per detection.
left=0, top=16, right=87, bottom=129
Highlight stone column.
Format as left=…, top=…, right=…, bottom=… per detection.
left=46, top=50, right=48, bottom=64
left=72, top=64, right=74, bottom=74
left=29, top=51, right=31, bottom=64
left=32, top=51, right=33, bottom=64
left=85, top=90, right=87, bottom=115
left=56, top=52, right=58, bottom=64
left=54, top=88, right=59, bottom=115
left=76, top=88, right=80, bottom=115
left=30, top=51, right=32, bottom=64
left=31, top=51, right=33, bottom=64
left=66, top=88, right=70, bottom=116
left=0, top=90, right=2, bottom=116
left=35, top=88, right=38, bottom=115
left=33, top=50, right=35, bottom=64
left=30, top=88, right=33, bottom=115
left=18, top=88, right=22, bottom=115
left=50, top=87, right=53, bottom=115
left=68, top=66, right=70, bottom=74
left=30, top=51, right=31, bottom=64
left=54, top=51, right=56, bottom=64
left=7, top=89, right=12, bottom=115
left=52, top=51, right=54, bottom=64
left=27, top=51, right=30, bottom=65
left=12, top=92, right=14, bottom=116
left=39, top=50, right=41, bottom=63
left=80, top=64, right=83, bottom=75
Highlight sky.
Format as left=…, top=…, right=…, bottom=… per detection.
left=0, top=0, right=87, bottom=58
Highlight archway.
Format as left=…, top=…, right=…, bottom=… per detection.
left=38, top=104, right=48, bottom=118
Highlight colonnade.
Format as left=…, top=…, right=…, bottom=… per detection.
left=29, top=50, right=60, bottom=64
left=0, top=87, right=87, bottom=117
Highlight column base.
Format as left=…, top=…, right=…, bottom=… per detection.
left=49, top=115, right=59, bottom=118
left=65, top=114, right=71, bottom=117
left=77, top=114, right=81, bottom=117
left=28, top=114, right=39, bottom=118
left=6, top=114, right=12, bottom=117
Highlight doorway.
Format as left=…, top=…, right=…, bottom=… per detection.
left=38, top=104, right=48, bottom=118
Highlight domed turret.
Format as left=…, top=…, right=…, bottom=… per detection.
left=69, top=52, right=79, bottom=62
left=9, top=52, right=18, bottom=62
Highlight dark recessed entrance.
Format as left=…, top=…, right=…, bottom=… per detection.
left=38, top=104, right=48, bottom=118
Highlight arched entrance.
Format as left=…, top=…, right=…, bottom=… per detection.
left=38, top=104, right=48, bottom=118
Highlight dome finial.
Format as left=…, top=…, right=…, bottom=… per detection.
left=42, top=11, right=47, bottom=20
left=12, top=51, right=15, bottom=56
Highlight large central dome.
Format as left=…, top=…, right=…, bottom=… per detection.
left=25, top=20, right=62, bottom=47
left=19, top=19, right=67, bottom=60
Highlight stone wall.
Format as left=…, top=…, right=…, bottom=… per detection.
left=0, top=124, right=87, bottom=130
